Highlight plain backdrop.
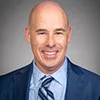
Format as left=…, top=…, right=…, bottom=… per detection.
left=0, top=0, right=100, bottom=75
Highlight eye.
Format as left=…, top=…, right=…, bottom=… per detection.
left=38, top=32, right=46, bottom=35
left=56, top=32, right=63, bottom=35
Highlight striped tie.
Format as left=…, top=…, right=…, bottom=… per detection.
left=38, top=77, right=55, bottom=100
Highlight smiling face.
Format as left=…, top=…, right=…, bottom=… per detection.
left=25, top=1, right=71, bottom=74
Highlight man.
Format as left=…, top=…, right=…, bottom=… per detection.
left=0, top=1, right=100, bottom=100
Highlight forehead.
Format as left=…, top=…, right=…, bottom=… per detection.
left=30, top=10, right=68, bottom=30
left=29, top=2, right=68, bottom=29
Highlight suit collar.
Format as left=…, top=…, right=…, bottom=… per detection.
left=65, top=58, right=87, bottom=100
left=13, top=62, right=33, bottom=100
left=13, top=58, right=88, bottom=100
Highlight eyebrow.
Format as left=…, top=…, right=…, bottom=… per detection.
left=35, top=29, right=47, bottom=32
left=35, top=28, right=66, bottom=32
left=55, top=28, right=66, bottom=32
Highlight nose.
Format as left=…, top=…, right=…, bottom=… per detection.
left=47, top=34, right=55, bottom=47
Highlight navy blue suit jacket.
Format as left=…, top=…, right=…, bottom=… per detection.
left=0, top=58, right=100, bottom=100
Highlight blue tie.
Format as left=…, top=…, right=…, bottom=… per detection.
left=38, top=77, right=55, bottom=100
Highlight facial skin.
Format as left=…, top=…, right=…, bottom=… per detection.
left=25, top=1, right=71, bottom=74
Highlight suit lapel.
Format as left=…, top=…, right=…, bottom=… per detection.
left=65, top=59, right=87, bottom=100
left=13, top=62, right=33, bottom=100
left=13, top=58, right=88, bottom=100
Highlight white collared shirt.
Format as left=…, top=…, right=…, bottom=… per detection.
left=29, top=57, right=68, bottom=100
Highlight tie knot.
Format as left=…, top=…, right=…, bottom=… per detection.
left=42, top=77, right=54, bottom=87
left=38, top=76, right=55, bottom=100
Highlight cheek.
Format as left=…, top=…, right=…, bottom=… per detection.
left=31, top=35, right=47, bottom=51
left=56, top=36, right=68, bottom=46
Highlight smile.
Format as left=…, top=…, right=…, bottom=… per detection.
left=41, top=50, right=59, bottom=58
left=44, top=51, right=56, bottom=55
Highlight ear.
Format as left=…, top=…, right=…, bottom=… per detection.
left=67, top=26, right=71, bottom=43
left=25, top=27, right=31, bottom=44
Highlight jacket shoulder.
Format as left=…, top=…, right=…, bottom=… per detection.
left=68, top=58, right=100, bottom=84
left=0, top=62, right=32, bottom=92
left=0, top=62, right=32, bottom=78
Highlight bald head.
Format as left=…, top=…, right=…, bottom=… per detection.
left=29, top=1, right=69, bottom=27
left=25, top=1, right=71, bottom=74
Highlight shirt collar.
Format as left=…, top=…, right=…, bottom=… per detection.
left=32, top=60, right=45, bottom=85
left=32, top=57, right=67, bottom=86
left=51, top=57, right=67, bottom=85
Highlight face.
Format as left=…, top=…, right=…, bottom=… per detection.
left=25, top=8, right=71, bottom=74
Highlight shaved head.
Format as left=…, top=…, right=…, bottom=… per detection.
left=25, top=0, right=71, bottom=74
left=29, top=1, right=69, bottom=27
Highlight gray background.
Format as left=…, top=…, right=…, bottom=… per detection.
left=0, top=0, right=100, bottom=75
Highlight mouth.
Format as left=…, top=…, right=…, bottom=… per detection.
left=44, top=51, right=56, bottom=55
left=41, top=50, right=59, bottom=58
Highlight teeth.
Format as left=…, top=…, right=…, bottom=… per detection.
left=44, top=52, right=56, bottom=55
